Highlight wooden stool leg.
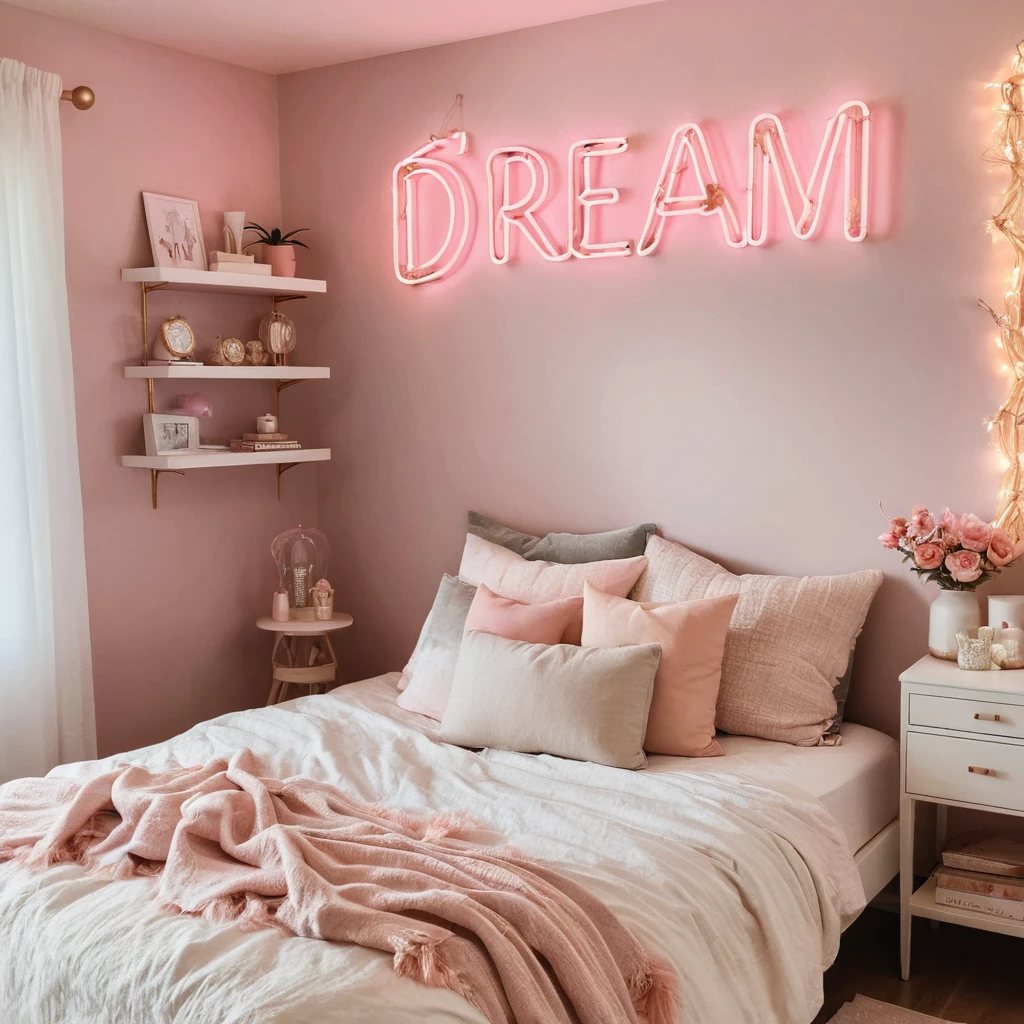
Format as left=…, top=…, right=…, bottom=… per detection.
left=266, top=634, right=285, bottom=706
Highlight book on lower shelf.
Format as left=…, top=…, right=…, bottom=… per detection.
left=935, top=864, right=1024, bottom=902
left=942, top=831, right=1024, bottom=877
left=933, top=874, right=1024, bottom=920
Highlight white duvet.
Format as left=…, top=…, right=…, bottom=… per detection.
left=0, top=675, right=864, bottom=1024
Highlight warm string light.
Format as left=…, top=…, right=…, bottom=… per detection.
left=982, top=41, right=1024, bottom=540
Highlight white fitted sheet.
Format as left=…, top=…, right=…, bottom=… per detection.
left=644, top=723, right=900, bottom=854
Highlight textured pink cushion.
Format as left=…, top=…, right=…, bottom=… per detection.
left=457, top=534, right=648, bottom=643
left=581, top=582, right=738, bottom=757
left=464, top=584, right=583, bottom=645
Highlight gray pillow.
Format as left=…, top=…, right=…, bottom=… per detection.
left=439, top=630, right=662, bottom=770
left=824, top=650, right=856, bottom=739
left=468, top=511, right=656, bottom=564
left=397, top=574, right=476, bottom=697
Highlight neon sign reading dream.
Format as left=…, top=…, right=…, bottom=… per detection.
left=392, top=100, right=871, bottom=285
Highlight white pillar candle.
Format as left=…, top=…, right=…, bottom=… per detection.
left=988, top=595, right=1024, bottom=630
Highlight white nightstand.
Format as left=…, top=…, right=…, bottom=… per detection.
left=899, top=655, right=1024, bottom=980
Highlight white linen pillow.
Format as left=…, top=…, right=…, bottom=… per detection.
left=631, top=535, right=882, bottom=746
left=439, top=630, right=661, bottom=770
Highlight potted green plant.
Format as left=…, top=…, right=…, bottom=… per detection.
left=244, top=223, right=309, bottom=279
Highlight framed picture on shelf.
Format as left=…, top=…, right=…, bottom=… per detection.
left=143, top=413, right=201, bottom=457
left=142, top=192, right=207, bottom=271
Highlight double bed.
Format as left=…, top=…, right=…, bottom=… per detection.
left=0, top=674, right=899, bottom=1024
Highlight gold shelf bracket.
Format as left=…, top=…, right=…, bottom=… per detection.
left=276, top=462, right=299, bottom=501
left=151, top=468, right=184, bottom=509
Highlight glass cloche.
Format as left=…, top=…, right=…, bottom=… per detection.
left=271, top=526, right=330, bottom=609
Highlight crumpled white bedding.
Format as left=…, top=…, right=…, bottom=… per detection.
left=0, top=674, right=864, bottom=1024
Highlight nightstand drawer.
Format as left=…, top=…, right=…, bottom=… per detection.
left=906, top=731, right=1024, bottom=812
left=909, top=693, right=1024, bottom=740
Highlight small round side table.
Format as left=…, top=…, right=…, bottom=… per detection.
left=256, top=613, right=353, bottom=706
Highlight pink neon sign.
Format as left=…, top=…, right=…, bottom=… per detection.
left=392, top=101, right=872, bottom=284
left=392, top=131, right=472, bottom=285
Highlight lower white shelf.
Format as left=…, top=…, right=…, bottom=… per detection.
left=909, top=875, right=1024, bottom=939
left=121, top=448, right=331, bottom=470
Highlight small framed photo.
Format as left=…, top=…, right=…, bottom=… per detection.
left=142, top=192, right=207, bottom=271
left=144, top=413, right=200, bottom=457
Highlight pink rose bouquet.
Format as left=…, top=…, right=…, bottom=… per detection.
left=879, top=505, right=1024, bottom=591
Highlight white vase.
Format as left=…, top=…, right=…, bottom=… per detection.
left=929, top=590, right=981, bottom=661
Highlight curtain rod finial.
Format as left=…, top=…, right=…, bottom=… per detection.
left=61, top=85, right=94, bottom=110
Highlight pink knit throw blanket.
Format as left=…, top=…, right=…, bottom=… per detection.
left=0, top=751, right=677, bottom=1024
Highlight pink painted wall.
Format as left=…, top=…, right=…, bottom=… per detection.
left=277, top=0, right=1024, bottom=739
left=1, top=2, right=320, bottom=756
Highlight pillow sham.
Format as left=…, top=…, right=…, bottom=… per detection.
left=464, top=584, right=583, bottom=645
left=439, top=630, right=662, bottom=770
left=469, top=511, right=656, bottom=564
left=396, top=575, right=475, bottom=715
left=630, top=535, right=882, bottom=746
left=581, top=581, right=738, bottom=757
left=458, top=533, right=647, bottom=643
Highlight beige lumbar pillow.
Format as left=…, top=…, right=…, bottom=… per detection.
left=631, top=535, right=883, bottom=746
left=439, top=630, right=661, bottom=770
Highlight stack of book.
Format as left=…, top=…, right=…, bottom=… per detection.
left=230, top=432, right=301, bottom=453
left=933, top=832, right=1024, bottom=921
left=209, top=251, right=272, bottom=276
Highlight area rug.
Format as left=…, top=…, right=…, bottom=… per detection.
left=828, top=995, right=965, bottom=1024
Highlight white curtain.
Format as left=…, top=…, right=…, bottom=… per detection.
left=0, top=59, right=96, bottom=781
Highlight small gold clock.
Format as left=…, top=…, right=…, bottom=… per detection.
left=159, top=314, right=195, bottom=360
left=220, top=336, right=246, bottom=366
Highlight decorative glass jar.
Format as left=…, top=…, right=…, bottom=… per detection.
left=271, top=526, right=330, bottom=609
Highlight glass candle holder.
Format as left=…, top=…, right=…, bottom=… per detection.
left=957, top=628, right=993, bottom=671
left=1000, top=636, right=1024, bottom=670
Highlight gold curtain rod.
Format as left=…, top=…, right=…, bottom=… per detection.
left=60, top=85, right=95, bottom=111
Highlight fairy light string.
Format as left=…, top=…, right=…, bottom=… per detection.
left=982, top=41, right=1024, bottom=541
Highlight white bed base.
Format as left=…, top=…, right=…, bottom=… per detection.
left=851, top=817, right=899, bottom=912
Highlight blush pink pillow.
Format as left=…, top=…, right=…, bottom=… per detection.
left=581, top=581, right=739, bottom=757
left=457, top=534, right=647, bottom=643
left=464, top=584, right=583, bottom=645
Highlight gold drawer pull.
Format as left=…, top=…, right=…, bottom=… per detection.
left=968, top=765, right=995, bottom=775
left=973, top=712, right=1002, bottom=721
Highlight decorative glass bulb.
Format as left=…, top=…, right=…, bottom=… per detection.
left=271, top=526, right=330, bottom=609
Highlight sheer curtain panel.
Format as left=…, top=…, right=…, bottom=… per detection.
left=0, top=59, right=96, bottom=782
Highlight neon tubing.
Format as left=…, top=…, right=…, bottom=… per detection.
left=746, top=100, right=870, bottom=246
left=568, top=138, right=632, bottom=259
left=392, top=131, right=472, bottom=285
left=486, top=146, right=569, bottom=264
left=638, top=123, right=745, bottom=254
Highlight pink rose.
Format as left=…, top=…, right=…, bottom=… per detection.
left=958, top=513, right=995, bottom=552
left=945, top=549, right=983, bottom=583
left=988, top=527, right=1016, bottom=566
left=879, top=531, right=900, bottom=549
left=914, top=542, right=944, bottom=570
left=939, top=509, right=960, bottom=544
left=891, top=517, right=908, bottom=539
left=908, top=506, right=936, bottom=539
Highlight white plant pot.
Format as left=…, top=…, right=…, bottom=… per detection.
left=929, top=590, right=981, bottom=661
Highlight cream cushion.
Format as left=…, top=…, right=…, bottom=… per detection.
left=439, top=631, right=661, bottom=770
left=631, top=535, right=883, bottom=746
left=457, top=534, right=647, bottom=643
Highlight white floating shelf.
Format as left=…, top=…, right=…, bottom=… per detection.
left=121, top=449, right=331, bottom=471
left=121, top=266, right=327, bottom=297
left=124, top=365, right=330, bottom=380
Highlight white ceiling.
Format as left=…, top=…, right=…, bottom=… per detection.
left=8, top=0, right=663, bottom=74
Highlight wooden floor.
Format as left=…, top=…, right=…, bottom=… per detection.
left=814, top=907, right=1024, bottom=1023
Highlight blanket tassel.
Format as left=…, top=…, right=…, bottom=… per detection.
left=629, top=955, right=679, bottom=1024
